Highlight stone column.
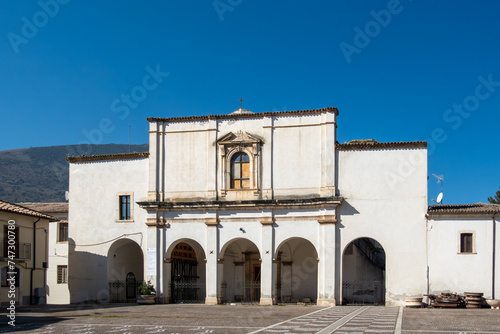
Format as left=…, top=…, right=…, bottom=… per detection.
left=317, top=215, right=337, bottom=306
left=205, top=218, right=219, bottom=305
left=164, top=258, right=171, bottom=304
left=260, top=217, right=274, bottom=305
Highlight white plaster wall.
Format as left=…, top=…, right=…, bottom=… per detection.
left=47, top=213, right=69, bottom=304
left=0, top=212, right=49, bottom=306
left=163, top=131, right=210, bottom=198
left=68, top=158, right=149, bottom=303
left=496, top=217, right=500, bottom=298
left=338, top=148, right=428, bottom=305
left=427, top=217, right=496, bottom=298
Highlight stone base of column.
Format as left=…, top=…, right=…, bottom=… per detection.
left=260, top=297, right=273, bottom=306
left=205, top=297, right=218, bottom=305
left=317, top=298, right=336, bottom=306
left=154, top=295, right=170, bottom=304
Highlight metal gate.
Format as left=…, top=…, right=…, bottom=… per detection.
left=244, top=281, right=260, bottom=303
left=170, top=259, right=204, bottom=303
left=342, top=280, right=384, bottom=305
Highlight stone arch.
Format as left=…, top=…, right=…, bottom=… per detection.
left=106, top=238, right=143, bottom=302
left=342, top=237, right=386, bottom=305
left=275, top=237, right=318, bottom=304
left=165, top=238, right=207, bottom=262
left=166, top=238, right=206, bottom=304
left=220, top=238, right=261, bottom=303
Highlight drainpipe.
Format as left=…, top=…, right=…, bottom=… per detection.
left=493, top=212, right=498, bottom=300
left=30, top=218, right=41, bottom=305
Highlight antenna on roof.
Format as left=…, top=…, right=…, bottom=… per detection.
left=431, top=174, right=444, bottom=204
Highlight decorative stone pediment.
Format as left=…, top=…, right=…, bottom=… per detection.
left=218, top=131, right=262, bottom=146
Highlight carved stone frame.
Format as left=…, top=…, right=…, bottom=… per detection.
left=218, top=131, right=261, bottom=196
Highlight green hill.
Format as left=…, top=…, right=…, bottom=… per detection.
left=0, top=144, right=148, bottom=203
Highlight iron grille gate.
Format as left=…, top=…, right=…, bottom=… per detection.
left=342, top=280, right=384, bottom=305
left=170, top=259, right=204, bottom=303
left=244, top=281, right=260, bottom=303
left=220, top=281, right=260, bottom=304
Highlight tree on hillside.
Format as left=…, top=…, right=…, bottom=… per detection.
left=488, top=187, right=500, bottom=204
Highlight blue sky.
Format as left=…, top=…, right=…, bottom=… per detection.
left=1, top=0, right=499, bottom=205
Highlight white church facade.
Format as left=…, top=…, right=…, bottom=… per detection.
left=66, top=107, right=500, bottom=306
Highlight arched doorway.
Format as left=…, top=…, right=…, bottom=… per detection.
left=342, top=238, right=386, bottom=305
left=168, top=240, right=206, bottom=303
left=221, top=238, right=261, bottom=303
left=275, top=238, right=318, bottom=304
left=107, top=239, right=143, bottom=303
left=126, top=272, right=136, bottom=299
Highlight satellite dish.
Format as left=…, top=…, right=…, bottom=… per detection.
left=436, top=192, right=443, bottom=204
left=65, top=191, right=70, bottom=201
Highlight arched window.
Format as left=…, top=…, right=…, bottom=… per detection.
left=231, top=152, right=250, bottom=189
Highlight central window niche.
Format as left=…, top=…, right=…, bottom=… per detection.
left=231, top=152, right=250, bottom=189
left=218, top=130, right=261, bottom=197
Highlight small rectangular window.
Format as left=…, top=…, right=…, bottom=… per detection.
left=58, top=222, right=68, bottom=242
left=460, top=233, right=473, bottom=253
left=119, top=195, right=131, bottom=220
left=57, top=265, right=68, bottom=284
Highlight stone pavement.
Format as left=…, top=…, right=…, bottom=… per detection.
left=1, top=304, right=499, bottom=334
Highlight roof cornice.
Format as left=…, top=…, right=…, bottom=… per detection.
left=66, top=152, right=149, bottom=163
left=147, top=107, right=339, bottom=123
left=0, top=200, right=57, bottom=221
left=139, top=196, right=343, bottom=211
left=427, top=203, right=500, bottom=217
left=337, top=140, right=427, bottom=150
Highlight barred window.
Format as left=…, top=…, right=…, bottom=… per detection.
left=57, top=265, right=68, bottom=284
left=119, top=195, right=131, bottom=220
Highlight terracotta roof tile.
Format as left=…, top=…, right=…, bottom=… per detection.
left=428, top=203, right=500, bottom=215
left=66, top=152, right=149, bottom=163
left=20, top=202, right=68, bottom=214
left=337, top=140, right=427, bottom=150
left=147, top=107, right=339, bottom=122
left=0, top=200, right=57, bottom=220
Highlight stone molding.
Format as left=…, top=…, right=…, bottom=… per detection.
left=260, top=217, right=274, bottom=225
left=146, top=217, right=169, bottom=226
left=318, top=215, right=337, bottom=224
left=205, top=218, right=219, bottom=227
